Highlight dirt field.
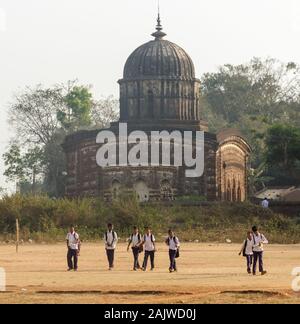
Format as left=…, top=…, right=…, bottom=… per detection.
left=0, top=242, right=300, bottom=304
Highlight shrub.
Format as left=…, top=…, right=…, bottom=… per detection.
left=1, top=194, right=300, bottom=244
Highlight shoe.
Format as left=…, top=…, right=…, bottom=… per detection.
left=169, top=268, right=173, bottom=273
left=253, top=272, right=256, bottom=276
left=261, top=271, right=267, bottom=276
left=67, top=268, right=73, bottom=271
left=142, top=268, right=146, bottom=272
left=133, top=268, right=137, bottom=271
left=247, top=270, right=251, bottom=274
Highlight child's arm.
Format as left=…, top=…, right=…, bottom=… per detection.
left=239, top=240, right=245, bottom=255
left=261, top=234, right=268, bottom=244
left=127, top=237, right=132, bottom=251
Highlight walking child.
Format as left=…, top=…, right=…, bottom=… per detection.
left=66, top=225, right=80, bottom=272
left=165, top=229, right=180, bottom=273
left=104, top=223, right=118, bottom=271
left=239, top=231, right=254, bottom=274
left=127, top=226, right=142, bottom=271
left=141, top=227, right=156, bottom=271
left=252, top=226, right=268, bottom=275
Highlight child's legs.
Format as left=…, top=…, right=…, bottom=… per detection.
left=73, top=250, right=78, bottom=270
left=67, top=249, right=73, bottom=269
left=246, top=255, right=252, bottom=272
left=253, top=252, right=258, bottom=273
left=143, top=251, right=150, bottom=269
left=258, top=252, right=264, bottom=272
left=132, top=247, right=139, bottom=269
left=150, top=251, right=155, bottom=269
left=169, top=250, right=176, bottom=270
left=106, top=249, right=114, bottom=268
left=169, top=250, right=173, bottom=269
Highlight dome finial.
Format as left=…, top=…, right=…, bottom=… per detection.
left=151, top=0, right=167, bottom=40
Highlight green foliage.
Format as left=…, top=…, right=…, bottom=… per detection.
left=264, top=124, right=300, bottom=185
left=265, top=124, right=300, bottom=168
left=1, top=195, right=300, bottom=244
left=5, top=81, right=119, bottom=197
left=3, top=144, right=24, bottom=182
left=248, top=163, right=274, bottom=196
left=57, top=85, right=93, bottom=132
left=3, top=145, right=45, bottom=193
left=201, top=58, right=300, bottom=166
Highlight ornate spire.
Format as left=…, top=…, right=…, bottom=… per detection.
left=151, top=3, right=166, bottom=40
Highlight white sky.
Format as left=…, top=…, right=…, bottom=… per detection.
left=0, top=0, right=300, bottom=191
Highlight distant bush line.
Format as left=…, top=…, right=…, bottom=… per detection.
left=0, top=194, right=300, bottom=244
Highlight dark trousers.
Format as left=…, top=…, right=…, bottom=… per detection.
left=132, top=247, right=140, bottom=270
left=253, top=251, right=264, bottom=273
left=143, top=251, right=155, bottom=270
left=67, top=248, right=78, bottom=270
left=245, top=254, right=253, bottom=272
left=106, top=249, right=115, bottom=268
left=169, top=249, right=177, bottom=271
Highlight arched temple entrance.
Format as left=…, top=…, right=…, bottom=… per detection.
left=134, top=180, right=150, bottom=202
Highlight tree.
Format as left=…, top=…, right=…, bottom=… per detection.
left=57, top=84, right=93, bottom=132
left=265, top=124, right=300, bottom=169
left=248, top=163, right=274, bottom=196
left=202, top=58, right=300, bottom=127
left=6, top=82, right=91, bottom=196
left=5, top=81, right=119, bottom=197
left=9, top=86, right=63, bottom=145
left=91, top=95, right=119, bottom=128
left=42, top=131, right=67, bottom=197
left=201, top=58, right=300, bottom=168
left=3, top=144, right=45, bottom=194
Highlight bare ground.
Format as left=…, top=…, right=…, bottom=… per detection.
left=0, top=243, right=300, bottom=304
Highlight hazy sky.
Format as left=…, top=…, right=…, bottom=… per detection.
left=1, top=0, right=300, bottom=191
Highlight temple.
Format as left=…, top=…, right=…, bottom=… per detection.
left=63, top=14, right=251, bottom=202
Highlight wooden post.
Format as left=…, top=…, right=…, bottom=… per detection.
left=16, top=218, right=20, bottom=253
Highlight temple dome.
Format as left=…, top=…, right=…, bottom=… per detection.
left=123, top=16, right=195, bottom=80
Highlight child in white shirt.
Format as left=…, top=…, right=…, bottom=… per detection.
left=239, top=231, right=254, bottom=274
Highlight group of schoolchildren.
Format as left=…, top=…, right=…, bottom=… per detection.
left=66, top=223, right=180, bottom=273
left=66, top=223, right=268, bottom=276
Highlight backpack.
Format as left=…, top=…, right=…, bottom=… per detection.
left=130, top=233, right=141, bottom=243
left=130, top=233, right=143, bottom=253
left=105, top=231, right=116, bottom=246
left=167, top=236, right=180, bottom=258
left=144, top=234, right=154, bottom=244
left=166, top=236, right=178, bottom=246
